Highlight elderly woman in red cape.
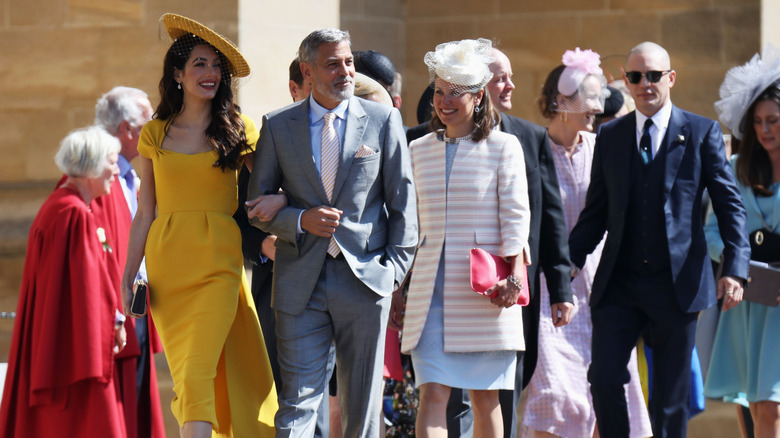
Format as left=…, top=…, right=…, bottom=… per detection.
left=0, top=126, right=128, bottom=437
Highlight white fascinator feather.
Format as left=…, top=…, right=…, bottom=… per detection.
left=715, top=44, right=780, bottom=140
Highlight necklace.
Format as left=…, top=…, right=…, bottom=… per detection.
left=442, top=128, right=477, bottom=144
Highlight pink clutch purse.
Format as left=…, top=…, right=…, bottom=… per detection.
left=469, top=248, right=530, bottom=306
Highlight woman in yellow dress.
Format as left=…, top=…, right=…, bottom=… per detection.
left=121, top=14, right=279, bottom=438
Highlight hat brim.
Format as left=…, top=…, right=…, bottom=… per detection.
left=354, top=72, right=393, bottom=107
left=161, top=13, right=250, bottom=78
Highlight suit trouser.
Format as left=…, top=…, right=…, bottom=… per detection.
left=274, top=256, right=390, bottom=438
left=589, top=270, right=697, bottom=438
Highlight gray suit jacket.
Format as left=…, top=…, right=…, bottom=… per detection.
left=248, top=96, right=417, bottom=315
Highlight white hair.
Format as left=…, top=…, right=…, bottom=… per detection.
left=94, top=86, right=150, bottom=135
left=55, top=126, right=120, bottom=178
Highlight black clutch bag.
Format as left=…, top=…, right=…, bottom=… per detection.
left=131, top=280, right=148, bottom=317
left=749, top=228, right=780, bottom=263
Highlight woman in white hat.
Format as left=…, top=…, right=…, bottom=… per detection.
left=395, top=38, right=530, bottom=437
left=121, top=14, right=280, bottom=438
left=704, top=45, right=780, bottom=438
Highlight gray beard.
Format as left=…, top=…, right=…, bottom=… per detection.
left=329, top=83, right=354, bottom=102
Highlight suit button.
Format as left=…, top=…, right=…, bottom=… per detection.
left=643, top=259, right=649, bottom=264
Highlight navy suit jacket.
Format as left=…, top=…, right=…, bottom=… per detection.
left=569, top=106, right=750, bottom=313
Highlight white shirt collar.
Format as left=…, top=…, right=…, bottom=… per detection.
left=635, top=99, right=673, bottom=133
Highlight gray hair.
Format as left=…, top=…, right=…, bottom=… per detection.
left=94, top=86, right=150, bottom=135
left=55, top=126, right=120, bottom=178
left=298, top=29, right=351, bottom=65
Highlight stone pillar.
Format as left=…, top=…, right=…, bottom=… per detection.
left=238, top=0, right=340, bottom=122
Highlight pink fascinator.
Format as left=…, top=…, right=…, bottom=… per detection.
left=557, top=48, right=603, bottom=96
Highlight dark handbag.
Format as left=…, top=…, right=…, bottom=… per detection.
left=130, top=279, right=148, bottom=317
left=469, top=248, right=530, bottom=306
left=743, top=261, right=780, bottom=307
left=748, top=228, right=780, bottom=263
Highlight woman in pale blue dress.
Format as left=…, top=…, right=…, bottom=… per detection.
left=704, top=51, right=780, bottom=438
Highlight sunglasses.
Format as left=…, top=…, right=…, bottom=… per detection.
left=624, top=70, right=672, bottom=84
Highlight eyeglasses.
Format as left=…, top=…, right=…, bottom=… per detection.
left=624, top=70, right=672, bottom=84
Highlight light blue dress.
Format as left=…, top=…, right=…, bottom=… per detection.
left=703, top=157, right=780, bottom=407
left=410, top=140, right=516, bottom=390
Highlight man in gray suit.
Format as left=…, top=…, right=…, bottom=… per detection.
left=247, top=28, right=417, bottom=438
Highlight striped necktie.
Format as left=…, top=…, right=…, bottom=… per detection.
left=321, top=112, right=341, bottom=257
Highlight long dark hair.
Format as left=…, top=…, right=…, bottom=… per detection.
left=155, top=34, right=250, bottom=171
left=735, top=81, right=780, bottom=196
left=429, top=81, right=500, bottom=142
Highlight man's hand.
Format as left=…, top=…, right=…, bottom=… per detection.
left=261, top=235, right=277, bottom=261
left=551, top=302, right=574, bottom=327
left=246, top=194, right=287, bottom=222
left=388, top=287, right=405, bottom=332
left=717, top=275, right=743, bottom=311
left=301, top=206, right=343, bottom=237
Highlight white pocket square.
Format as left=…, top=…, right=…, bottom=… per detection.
left=355, top=145, right=377, bottom=158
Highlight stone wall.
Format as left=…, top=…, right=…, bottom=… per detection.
left=401, top=0, right=761, bottom=127
left=0, top=0, right=242, bottom=360
left=0, top=0, right=765, bottom=361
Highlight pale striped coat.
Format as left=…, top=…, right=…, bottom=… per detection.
left=401, top=130, right=531, bottom=353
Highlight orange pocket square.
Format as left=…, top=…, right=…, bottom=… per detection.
left=355, top=145, right=377, bottom=158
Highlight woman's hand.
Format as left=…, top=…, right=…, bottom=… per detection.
left=246, top=193, right=287, bottom=222
left=121, top=279, right=135, bottom=318
left=388, top=286, right=406, bottom=332
left=488, top=278, right=521, bottom=308
left=113, top=323, right=127, bottom=355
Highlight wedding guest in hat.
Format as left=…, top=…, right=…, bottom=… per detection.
left=0, top=127, right=126, bottom=437
left=397, top=38, right=531, bottom=437
left=703, top=44, right=780, bottom=438
left=120, top=13, right=280, bottom=438
left=521, top=48, right=652, bottom=438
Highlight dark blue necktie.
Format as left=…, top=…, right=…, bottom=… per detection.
left=640, top=119, right=653, bottom=165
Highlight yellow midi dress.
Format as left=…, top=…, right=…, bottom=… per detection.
left=138, top=115, right=277, bottom=437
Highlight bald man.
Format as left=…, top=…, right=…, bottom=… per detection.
left=568, top=42, right=749, bottom=437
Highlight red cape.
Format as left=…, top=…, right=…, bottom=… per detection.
left=0, top=188, right=126, bottom=437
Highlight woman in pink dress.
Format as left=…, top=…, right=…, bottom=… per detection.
left=521, top=49, right=652, bottom=438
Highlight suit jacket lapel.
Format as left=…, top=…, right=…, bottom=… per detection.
left=663, top=106, right=690, bottom=200
left=332, top=97, right=367, bottom=202
left=616, top=112, right=637, bottom=208
left=286, top=99, right=330, bottom=203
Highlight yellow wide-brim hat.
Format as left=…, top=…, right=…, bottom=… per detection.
left=161, top=13, right=250, bottom=78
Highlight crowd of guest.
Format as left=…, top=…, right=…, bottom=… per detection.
left=1, top=11, right=778, bottom=438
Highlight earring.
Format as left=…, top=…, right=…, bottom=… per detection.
left=475, top=105, right=481, bottom=113
left=177, top=82, right=181, bottom=90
